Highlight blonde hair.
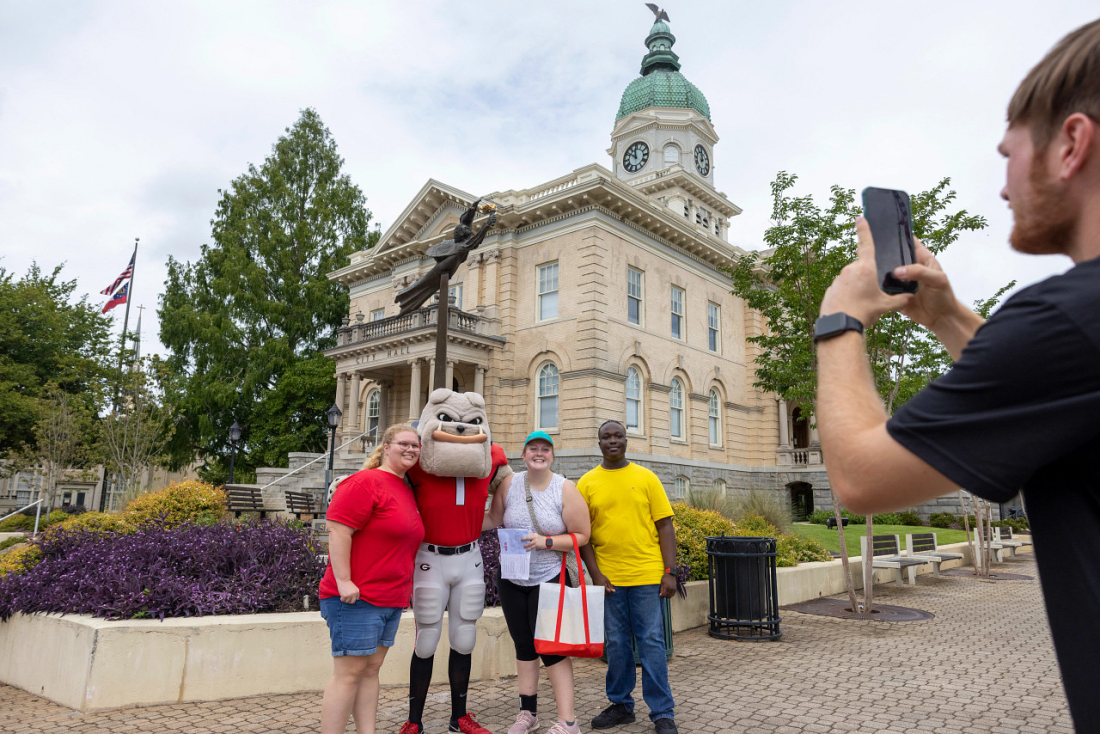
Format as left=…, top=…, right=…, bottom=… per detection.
left=1008, top=19, right=1100, bottom=148
left=364, top=423, right=419, bottom=470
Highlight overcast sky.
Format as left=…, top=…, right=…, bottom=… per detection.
left=1, top=1, right=1096, bottom=358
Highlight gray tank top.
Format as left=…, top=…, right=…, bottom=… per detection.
left=502, top=471, right=568, bottom=586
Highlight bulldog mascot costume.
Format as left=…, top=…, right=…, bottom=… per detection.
left=402, top=388, right=512, bottom=734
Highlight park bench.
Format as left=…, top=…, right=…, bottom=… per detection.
left=994, top=527, right=1030, bottom=558
left=860, top=534, right=932, bottom=587
left=284, top=490, right=317, bottom=521
left=976, top=526, right=1006, bottom=563
left=905, top=532, right=964, bottom=577
left=825, top=516, right=850, bottom=530
left=225, top=486, right=275, bottom=519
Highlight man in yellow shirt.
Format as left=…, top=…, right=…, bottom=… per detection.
left=578, top=420, right=678, bottom=734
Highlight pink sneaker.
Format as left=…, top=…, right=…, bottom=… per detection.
left=508, top=710, right=539, bottom=734
left=546, top=719, right=580, bottom=734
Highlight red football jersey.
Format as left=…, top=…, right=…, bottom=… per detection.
left=407, top=443, right=509, bottom=546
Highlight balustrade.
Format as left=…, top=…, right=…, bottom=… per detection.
left=335, top=303, right=488, bottom=347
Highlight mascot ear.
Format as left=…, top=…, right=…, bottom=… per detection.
left=427, top=388, right=452, bottom=406
left=465, top=392, right=486, bottom=409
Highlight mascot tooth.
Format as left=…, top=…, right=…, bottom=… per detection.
left=403, top=388, right=512, bottom=733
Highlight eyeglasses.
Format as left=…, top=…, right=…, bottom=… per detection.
left=391, top=441, right=421, bottom=451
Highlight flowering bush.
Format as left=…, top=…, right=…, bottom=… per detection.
left=0, top=519, right=325, bottom=620
left=124, top=480, right=227, bottom=527
left=672, top=504, right=736, bottom=581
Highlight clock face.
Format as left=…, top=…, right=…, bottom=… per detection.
left=694, top=144, right=710, bottom=176
left=623, top=141, right=649, bottom=173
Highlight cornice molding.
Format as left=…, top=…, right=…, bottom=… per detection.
left=647, top=382, right=672, bottom=394
left=561, top=368, right=627, bottom=383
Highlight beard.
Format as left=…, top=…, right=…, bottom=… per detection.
left=1009, top=155, right=1077, bottom=255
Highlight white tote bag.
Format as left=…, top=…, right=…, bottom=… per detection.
left=534, top=536, right=605, bottom=658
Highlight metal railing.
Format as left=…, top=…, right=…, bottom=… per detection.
left=258, top=429, right=376, bottom=492
left=0, top=498, right=44, bottom=538
left=337, top=303, right=485, bottom=347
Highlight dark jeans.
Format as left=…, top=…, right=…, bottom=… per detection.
left=498, top=577, right=569, bottom=668
left=604, top=584, right=674, bottom=722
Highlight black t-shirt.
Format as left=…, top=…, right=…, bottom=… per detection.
left=887, top=255, right=1100, bottom=727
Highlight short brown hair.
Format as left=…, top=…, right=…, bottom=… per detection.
left=1008, top=19, right=1100, bottom=147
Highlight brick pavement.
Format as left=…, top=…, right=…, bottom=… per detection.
left=0, top=553, right=1073, bottom=733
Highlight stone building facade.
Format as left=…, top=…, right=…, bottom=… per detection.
left=321, top=16, right=833, bottom=515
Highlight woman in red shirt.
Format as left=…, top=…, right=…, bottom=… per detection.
left=320, top=423, right=425, bottom=734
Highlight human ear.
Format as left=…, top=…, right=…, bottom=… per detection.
left=1057, top=113, right=1097, bottom=181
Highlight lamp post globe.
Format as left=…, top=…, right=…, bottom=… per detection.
left=323, top=403, right=342, bottom=510
left=227, top=421, right=242, bottom=485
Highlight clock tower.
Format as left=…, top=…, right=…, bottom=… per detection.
left=609, top=12, right=732, bottom=240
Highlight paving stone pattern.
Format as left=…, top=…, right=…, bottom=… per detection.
left=0, top=554, right=1072, bottom=733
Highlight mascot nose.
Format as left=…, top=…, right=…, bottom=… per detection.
left=455, top=425, right=466, bottom=434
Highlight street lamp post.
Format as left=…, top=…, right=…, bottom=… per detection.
left=323, top=404, right=342, bottom=511
left=227, top=421, right=242, bottom=485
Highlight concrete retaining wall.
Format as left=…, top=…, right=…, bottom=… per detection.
left=0, top=540, right=997, bottom=711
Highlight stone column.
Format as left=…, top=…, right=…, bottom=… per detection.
left=378, top=383, right=389, bottom=438
left=809, top=422, right=820, bottom=447
left=429, top=359, right=436, bottom=394
left=474, top=365, right=486, bottom=395
left=408, top=359, right=422, bottom=420
left=445, top=360, right=454, bottom=390
left=777, top=398, right=790, bottom=447
left=482, top=250, right=500, bottom=306
left=336, top=373, right=347, bottom=414
left=347, top=372, right=361, bottom=438
left=468, top=254, right=483, bottom=308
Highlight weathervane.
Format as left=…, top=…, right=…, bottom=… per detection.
left=395, top=198, right=498, bottom=389
left=645, top=3, right=670, bottom=22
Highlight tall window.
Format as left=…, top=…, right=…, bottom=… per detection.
left=627, top=268, right=643, bottom=325
left=670, top=378, right=685, bottom=439
left=366, top=390, right=381, bottom=440
left=537, top=263, right=559, bottom=321
left=663, top=145, right=679, bottom=168
left=670, top=286, right=685, bottom=340
left=537, top=363, right=559, bottom=429
left=708, top=389, right=721, bottom=445
left=674, top=476, right=689, bottom=500
left=625, top=367, right=642, bottom=432
left=707, top=302, right=720, bottom=352
left=370, top=308, right=386, bottom=322
left=448, top=283, right=464, bottom=311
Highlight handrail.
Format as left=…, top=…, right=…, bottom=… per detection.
left=257, top=430, right=375, bottom=491
left=0, top=498, right=44, bottom=538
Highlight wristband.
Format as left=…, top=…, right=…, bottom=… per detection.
left=664, top=567, right=672, bottom=575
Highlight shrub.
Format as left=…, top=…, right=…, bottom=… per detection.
left=686, top=489, right=737, bottom=520
left=840, top=509, right=865, bottom=523
left=0, top=519, right=325, bottom=620
left=59, top=504, right=89, bottom=515
left=672, top=503, right=736, bottom=581
left=992, top=518, right=1028, bottom=532
left=124, top=480, right=227, bottom=527
left=871, top=513, right=902, bottom=525
left=0, top=544, right=41, bottom=578
left=777, top=533, right=833, bottom=567
left=929, top=512, right=957, bottom=529
left=0, top=514, right=34, bottom=531
left=47, top=510, right=68, bottom=525
left=479, top=528, right=501, bottom=607
left=0, top=537, right=25, bottom=552
left=727, top=491, right=792, bottom=534
left=732, top=512, right=780, bottom=537
left=806, top=510, right=833, bottom=525
left=895, top=511, right=923, bottom=527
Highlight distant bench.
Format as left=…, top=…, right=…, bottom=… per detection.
left=905, top=532, right=964, bottom=577
left=860, top=534, right=932, bottom=587
left=994, top=526, right=1030, bottom=558
left=226, top=486, right=274, bottom=519
left=284, top=490, right=317, bottom=521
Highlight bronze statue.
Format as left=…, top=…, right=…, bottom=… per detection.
left=396, top=198, right=497, bottom=314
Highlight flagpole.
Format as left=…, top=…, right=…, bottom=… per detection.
left=104, top=238, right=138, bottom=513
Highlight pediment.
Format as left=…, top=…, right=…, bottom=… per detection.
left=369, top=179, right=477, bottom=259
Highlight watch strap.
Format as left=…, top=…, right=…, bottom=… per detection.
left=814, top=313, right=864, bottom=342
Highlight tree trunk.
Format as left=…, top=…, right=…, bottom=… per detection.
left=972, top=496, right=988, bottom=578
left=959, top=490, right=976, bottom=575
left=831, top=490, right=859, bottom=613
left=863, top=515, right=874, bottom=612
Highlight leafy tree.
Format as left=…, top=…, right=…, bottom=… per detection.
left=31, top=386, right=96, bottom=509
left=0, top=264, right=113, bottom=460
left=159, top=109, right=378, bottom=480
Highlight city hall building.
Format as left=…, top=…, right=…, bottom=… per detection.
left=323, top=17, right=825, bottom=512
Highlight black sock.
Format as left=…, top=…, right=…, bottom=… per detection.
left=520, top=693, right=537, bottom=713
left=449, top=649, right=473, bottom=723
left=408, top=654, right=434, bottom=726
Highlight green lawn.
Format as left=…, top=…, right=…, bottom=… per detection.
left=792, top=522, right=970, bottom=558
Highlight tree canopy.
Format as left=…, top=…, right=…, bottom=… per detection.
left=159, top=108, right=378, bottom=480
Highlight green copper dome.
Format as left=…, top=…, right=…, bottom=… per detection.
left=616, top=20, right=711, bottom=121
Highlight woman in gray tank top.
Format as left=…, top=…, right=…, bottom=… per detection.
left=483, top=431, right=591, bottom=734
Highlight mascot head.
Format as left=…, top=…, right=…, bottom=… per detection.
left=418, top=388, right=492, bottom=478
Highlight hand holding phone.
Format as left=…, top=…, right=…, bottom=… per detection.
left=861, top=187, right=918, bottom=294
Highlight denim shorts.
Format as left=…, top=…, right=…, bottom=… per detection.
left=319, top=597, right=403, bottom=657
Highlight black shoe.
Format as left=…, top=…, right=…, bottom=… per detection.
left=592, top=703, right=635, bottom=729
left=653, top=718, right=678, bottom=734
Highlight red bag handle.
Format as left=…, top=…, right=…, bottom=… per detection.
left=553, top=533, right=590, bottom=645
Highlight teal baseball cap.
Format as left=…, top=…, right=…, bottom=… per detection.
left=524, top=430, right=554, bottom=448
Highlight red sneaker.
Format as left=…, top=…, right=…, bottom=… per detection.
left=399, top=722, right=422, bottom=734
left=451, top=712, right=493, bottom=734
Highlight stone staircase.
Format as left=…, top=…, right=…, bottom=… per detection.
left=246, top=451, right=369, bottom=518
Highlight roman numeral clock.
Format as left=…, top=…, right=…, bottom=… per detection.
left=623, top=141, right=649, bottom=173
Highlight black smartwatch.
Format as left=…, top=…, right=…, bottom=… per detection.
left=545, top=537, right=554, bottom=549
left=814, top=313, right=864, bottom=342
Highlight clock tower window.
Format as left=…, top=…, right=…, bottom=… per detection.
left=663, top=145, right=680, bottom=168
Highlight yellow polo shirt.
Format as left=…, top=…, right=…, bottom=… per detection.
left=577, top=462, right=673, bottom=587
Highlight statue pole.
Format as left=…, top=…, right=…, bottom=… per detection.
left=434, top=271, right=449, bottom=390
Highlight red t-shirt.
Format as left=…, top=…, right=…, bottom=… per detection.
left=406, top=443, right=509, bottom=546
left=319, top=468, right=425, bottom=605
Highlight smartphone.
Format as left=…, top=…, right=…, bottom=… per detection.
left=861, top=187, right=918, bottom=294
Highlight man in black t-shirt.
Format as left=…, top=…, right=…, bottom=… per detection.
left=814, top=21, right=1100, bottom=729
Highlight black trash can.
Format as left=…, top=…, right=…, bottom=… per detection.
left=706, top=535, right=781, bottom=641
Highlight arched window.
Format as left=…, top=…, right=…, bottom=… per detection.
left=670, top=378, right=684, bottom=439
left=708, top=389, right=721, bottom=445
left=663, top=145, right=679, bottom=168
left=713, top=478, right=727, bottom=497
left=674, top=475, right=689, bottom=500
left=625, top=367, right=642, bottom=432
left=537, top=363, right=559, bottom=430
left=366, top=389, right=381, bottom=440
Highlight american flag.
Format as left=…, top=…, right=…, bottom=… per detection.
left=102, top=282, right=129, bottom=314
left=100, top=253, right=135, bottom=296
